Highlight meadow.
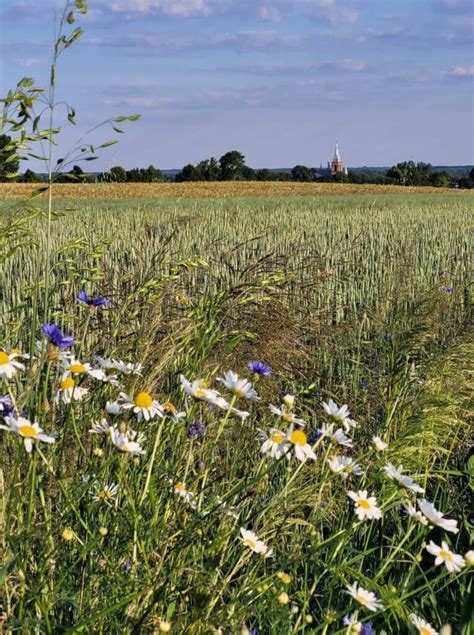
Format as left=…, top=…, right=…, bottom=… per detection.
left=0, top=185, right=472, bottom=634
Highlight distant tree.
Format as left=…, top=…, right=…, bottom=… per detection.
left=430, top=171, right=449, bottom=188
left=333, top=171, right=348, bottom=183
left=107, top=165, right=127, bottom=182
left=256, top=168, right=273, bottom=181
left=291, top=165, right=316, bottom=182
left=175, top=163, right=202, bottom=182
left=457, top=176, right=473, bottom=189
left=0, top=134, right=20, bottom=181
left=206, top=157, right=221, bottom=181
left=242, top=165, right=256, bottom=180
left=19, top=169, right=41, bottom=183
left=469, top=167, right=474, bottom=181
left=219, top=150, right=246, bottom=180
left=142, top=165, right=163, bottom=182
left=385, top=165, right=404, bottom=184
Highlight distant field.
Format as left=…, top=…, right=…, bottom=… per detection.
left=1, top=180, right=471, bottom=199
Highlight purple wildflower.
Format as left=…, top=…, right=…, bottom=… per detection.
left=439, top=285, right=454, bottom=295
left=195, top=459, right=205, bottom=471
left=308, top=430, right=323, bottom=445
left=121, top=559, right=133, bottom=574
left=188, top=420, right=206, bottom=439
left=343, top=615, right=374, bottom=634
left=247, top=361, right=271, bottom=377
left=42, top=323, right=74, bottom=349
left=77, top=290, right=109, bottom=307
left=0, top=395, right=14, bottom=417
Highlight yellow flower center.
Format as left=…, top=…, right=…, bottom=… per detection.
left=358, top=499, right=371, bottom=510
left=70, top=363, right=86, bottom=374
left=198, top=380, right=209, bottom=388
left=271, top=432, right=285, bottom=444
left=134, top=392, right=153, bottom=408
left=0, top=351, right=10, bottom=364
left=163, top=401, right=177, bottom=414
left=290, top=430, right=307, bottom=446
left=98, top=490, right=113, bottom=500
left=439, top=549, right=452, bottom=561
left=175, top=482, right=186, bottom=491
left=244, top=538, right=257, bottom=549
left=355, top=594, right=367, bottom=604
left=233, top=388, right=246, bottom=398
left=282, top=412, right=294, bottom=423
left=195, top=389, right=207, bottom=397
left=60, top=377, right=75, bottom=390
left=420, top=628, right=432, bottom=635
left=11, top=348, right=21, bottom=354
left=19, top=424, right=38, bottom=438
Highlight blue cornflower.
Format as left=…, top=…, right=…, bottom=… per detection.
left=195, top=458, right=205, bottom=471
left=77, top=290, right=109, bottom=307
left=439, top=285, right=454, bottom=295
left=0, top=395, right=14, bottom=417
left=188, top=420, right=206, bottom=439
left=382, top=334, right=392, bottom=343
left=121, top=559, right=133, bottom=574
left=308, top=430, right=323, bottom=445
left=343, top=615, right=374, bottom=634
left=42, top=323, right=74, bottom=349
left=247, top=361, right=271, bottom=377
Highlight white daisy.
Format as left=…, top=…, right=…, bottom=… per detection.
left=89, top=418, right=113, bottom=435
left=240, top=528, right=273, bottom=557
left=180, top=375, right=228, bottom=409
left=426, top=540, right=465, bottom=573
left=0, top=415, right=55, bottom=453
left=410, top=614, right=439, bottom=635
left=0, top=350, right=25, bottom=379
left=327, top=455, right=363, bottom=479
left=93, top=483, right=119, bottom=505
left=282, top=393, right=295, bottom=409
left=322, top=398, right=356, bottom=432
left=259, top=428, right=290, bottom=460
left=345, top=582, right=383, bottom=612
left=217, top=371, right=260, bottom=400
left=54, top=376, right=88, bottom=404
left=119, top=391, right=164, bottom=422
left=96, top=357, right=142, bottom=375
left=320, top=423, right=353, bottom=447
left=417, top=499, right=459, bottom=534
left=464, top=550, right=474, bottom=566
left=269, top=404, right=306, bottom=426
left=110, top=427, right=145, bottom=455
left=404, top=502, right=428, bottom=525
left=384, top=463, right=424, bottom=493
left=348, top=490, right=382, bottom=521
left=172, top=481, right=196, bottom=508
left=372, top=436, right=388, bottom=451
left=231, top=407, right=250, bottom=420
left=286, top=427, right=317, bottom=462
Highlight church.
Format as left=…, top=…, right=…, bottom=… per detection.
left=316, top=142, right=348, bottom=178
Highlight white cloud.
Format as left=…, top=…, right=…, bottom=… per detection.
left=449, top=65, right=474, bottom=77
left=259, top=6, right=281, bottom=22
left=108, top=0, right=211, bottom=17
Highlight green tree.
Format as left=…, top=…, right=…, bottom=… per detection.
left=219, top=150, right=246, bottom=180
left=0, top=134, right=20, bottom=181
left=430, top=171, right=449, bottom=188
left=143, top=165, right=163, bottom=182
left=107, top=165, right=127, bottom=182
left=175, top=163, right=202, bottom=182
left=19, top=168, right=42, bottom=183
left=291, top=165, right=315, bottom=182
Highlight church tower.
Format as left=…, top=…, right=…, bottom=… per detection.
left=330, top=142, right=347, bottom=176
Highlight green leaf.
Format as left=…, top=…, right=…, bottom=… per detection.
left=98, top=140, right=118, bottom=149
left=66, top=10, right=75, bottom=24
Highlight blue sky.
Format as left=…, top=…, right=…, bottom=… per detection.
left=1, top=0, right=473, bottom=169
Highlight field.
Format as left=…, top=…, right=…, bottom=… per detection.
left=0, top=186, right=473, bottom=634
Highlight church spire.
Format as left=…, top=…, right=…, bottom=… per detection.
left=333, top=142, right=341, bottom=162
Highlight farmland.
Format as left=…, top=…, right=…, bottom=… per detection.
left=0, top=186, right=473, bottom=633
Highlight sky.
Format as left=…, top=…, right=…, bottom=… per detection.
left=0, top=0, right=473, bottom=170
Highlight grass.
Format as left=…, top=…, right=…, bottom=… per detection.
left=0, top=189, right=472, bottom=634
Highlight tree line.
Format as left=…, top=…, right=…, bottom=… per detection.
left=1, top=135, right=473, bottom=188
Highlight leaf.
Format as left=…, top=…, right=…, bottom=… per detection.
left=98, top=140, right=118, bottom=149
left=66, top=10, right=75, bottom=24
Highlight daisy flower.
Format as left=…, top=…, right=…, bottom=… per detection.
left=0, top=415, right=55, bottom=453
left=269, top=404, right=306, bottom=426
left=96, top=357, right=142, bottom=375
left=247, top=361, right=271, bottom=377
left=348, top=490, right=382, bottom=521
left=426, top=540, right=465, bottom=573
left=259, top=428, right=289, bottom=460
left=320, top=423, right=353, bottom=447
left=0, top=350, right=25, bottom=379
left=110, top=427, right=145, bottom=455
left=404, top=502, right=428, bottom=525
left=172, top=481, right=196, bottom=508
left=372, top=436, right=388, bottom=451
left=240, top=528, right=273, bottom=557
left=231, top=407, right=250, bottom=420
left=42, top=323, right=74, bottom=349
left=345, top=582, right=383, bottom=612
left=217, top=371, right=260, bottom=400
left=93, top=483, right=119, bottom=505
left=384, top=463, right=424, bottom=494
left=328, top=455, right=363, bottom=478
left=180, top=375, right=229, bottom=409
left=417, top=499, right=459, bottom=534
left=286, top=427, right=317, bottom=462
left=410, top=614, right=439, bottom=635
left=119, top=391, right=164, bottom=422
left=89, top=418, right=113, bottom=435
left=54, top=376, right=88, bottom=404
left=322, top=398, right=357, bottom=432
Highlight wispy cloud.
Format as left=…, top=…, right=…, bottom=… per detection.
left=448, top=64, right=474, bottom=77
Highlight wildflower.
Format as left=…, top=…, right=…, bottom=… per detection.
left=105, top=401, right=121, bottom=415
left=320, top=423, right=353, bottom=447
left=195, top=458, right=204, bottom=471
left=410, top=614, right=439, bottom=635
left=426, top=540, right=465, bottom=573
left=343, top=614, right=375, bottom=634
left=0, top=395, right=14, bottom=417
left=286, top=427, right=316, bottom=462
left=110, top=427, right=145, bottom=455
left=180, top=375, right=229, bottom=409
left=322, top=399, right=356, bottom=432
left=93, top=447, right=103, bottom=457
left=42, top=323, right=74, bottom=349
left=269, top=404, right=306, bottom=426
left=158, top=621, right=172, bottom=633
left=77, top=290, right=109, bottom=307
left=163, top=401, right=186, bottom=423
left=308, top=430, right=323, bottom=444
left=217, top=370, right=260, bottom=400
left=417, top=499, right=459, bottom=534
left=277, top=571, right=292, bottom=585
left=345, top=583, right=383, bottom=612
left=465, top=550, right=474, bottom=566
left=121, top=559, right=133, bottom=574
left=61, top=528, right=75, bottom=541
left=89, top=419, right=113, bottom=435
left=93, top=483, right=119, bottom=505
left=281, top=393, right=295, bottom=409
left=0, top=350, right=25, bottom=379
left=119, top=391, right=164, bottom=422
left=348, top=490, right=382, bottom=521
left=188, top=419, right=206, bottom=438
left=277, top=592, right=289, bottom=605
left=54, top=376, right=88, bottom=404
left=439, top=285, right=454, bottom=295
left=0, top=415, right=55, bottom=453
left=99, top=527, right=108, bottom=537
left=240, top=528, right=273, bottom=557
left=259, top=428, right=289, bottom=460
left=372, top=436, right=388, bottom=451
left=328, top=455, right=363, bottom=478
left=404, top=502, right=428, bottom=525
left=248, top=360, right=271, bottom=377
left=172, top=482, right=196, bottom=508
left=96, top=356, right=143, bottom=375
left=231, top=407, right=250, bottom=420
left=384, top=463, right=424, bottom=493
